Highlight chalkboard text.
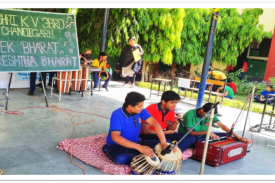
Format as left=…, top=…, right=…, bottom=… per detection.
left=0, top=9, right=80, bottom=72
left=0, top=55, right=78, bottom=68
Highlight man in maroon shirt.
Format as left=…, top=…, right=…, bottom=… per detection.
left=240, top=59, right=248, bottom=80
left=226, top=78, right=237, bottom=94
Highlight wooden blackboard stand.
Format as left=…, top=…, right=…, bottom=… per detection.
left=5, top=73, right=13, bottom=110
left=5, top=72, right=49, bottom=110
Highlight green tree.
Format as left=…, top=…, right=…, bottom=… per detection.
left=137, top=8, right=185, bottom=81
left=75, top=9, right=106, bottom=53
left=173, top=8, right=211, bottom=66
left=173, top=8, right=273, bottom=69
left=213, top=8, right=272, bottom=65
left=76, top=9, right=142, bottom=56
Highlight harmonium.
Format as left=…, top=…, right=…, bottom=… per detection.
left=192, top=136, right=248, bottom=167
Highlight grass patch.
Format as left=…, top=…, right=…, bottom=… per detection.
left=137, top=81, right=273, bottom=115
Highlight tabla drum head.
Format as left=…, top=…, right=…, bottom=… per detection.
left=144, top=154, right=160, bottom=167
left=155, top=143, right=182, bottom=161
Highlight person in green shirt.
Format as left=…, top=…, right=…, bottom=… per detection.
left=223, top=85, right=234, bottom=99
left=178, top=103, right=251, bottom=143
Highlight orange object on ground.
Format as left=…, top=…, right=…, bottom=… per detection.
left=57, top=71, right=72, bottom=93
left=72, top=70, right=82, bottom=91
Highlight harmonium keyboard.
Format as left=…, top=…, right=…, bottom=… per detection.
left=192, top=136, right=248, bottom=167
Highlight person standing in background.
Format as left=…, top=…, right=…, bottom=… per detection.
left=119, top=37, right=144, bottom=88
left=240, top=59, right=248, bottom=80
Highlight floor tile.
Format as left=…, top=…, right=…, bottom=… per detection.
left=0, top=145, right=49, bottom=169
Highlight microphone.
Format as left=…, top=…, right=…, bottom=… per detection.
left=174, top=109, right=183, bottom=122
left=174, top=109, right=185, bottom=128
left=161, top=141, right=177, bottom=156
left=228, top=124, right=234, bottom=138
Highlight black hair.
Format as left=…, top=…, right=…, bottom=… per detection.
left=208, top=68, right=212, bottom=72
left=99, top=52, right=108, bottom=57
left=227, top=78, right=233, bottom=83
left=128, top=36, right=136, bottom=42
left=98, top=52, right=107, bottom=61
left=243, top=59, right=247, bottom=63
left=202, top=103, right=218, bottom=114
left=267, top=84, right=273, bottom=89
left=161, top=91, right=181, bottom=102
left=123, top=92, right=145, bottom=108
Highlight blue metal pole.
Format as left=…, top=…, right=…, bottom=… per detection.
left=196, top=9, right=220, bottom=109
left=100, top=8, right=110, bottom=52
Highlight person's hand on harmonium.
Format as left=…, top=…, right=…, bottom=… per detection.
left=238, top=137, right=252, bottom=144
left=210, top=132, right=220, bottom=140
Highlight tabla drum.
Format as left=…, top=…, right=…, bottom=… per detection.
left=71, top=70, right=82, bottom=91
left=0, top=169, right=4, bottom=175
left=57, top=71, right=72, bottom=93
left=130, top=154, right=160, bottom=175
left=81, top=66, right=90, bottom=91
left=154, top=143, right=183, bottom=175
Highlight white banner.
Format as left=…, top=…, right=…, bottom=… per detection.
left=178, top=78, right=191, bottom=88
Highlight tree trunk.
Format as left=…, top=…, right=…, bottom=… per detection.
left=148, top=63, right=155, bottom=82
left=170, top=62, right=177, bottom=79
left=141, top=61, right=147, bottom=82
left=153, top=63, right=160, bottom=78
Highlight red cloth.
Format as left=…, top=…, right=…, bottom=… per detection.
left=142, top=104, right=175, bottom=130
left=226, top=82, right=237, bottom=94
left=242, top=62, right=248, bottom=72
left=226, top=65, right=233, bottom=73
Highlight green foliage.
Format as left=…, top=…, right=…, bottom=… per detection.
left=138, top=8, right=185, bottom=65
left=75, top=9, right=106, bottom=54
left=173, top=8, right=210, bottom=66
left=213, top=8, right=267, bottom=65
left=173, top=8, right=272, bottom=67
left=27, top=8, right=272, bottom=68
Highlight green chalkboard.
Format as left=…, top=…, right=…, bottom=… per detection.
left=0, top=9, right=80, bottom=72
